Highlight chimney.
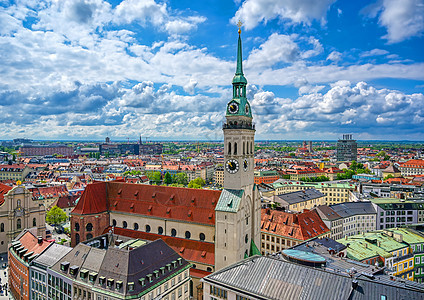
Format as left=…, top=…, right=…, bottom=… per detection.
left=351, top=279, right=358, bottom=289
left=37, top=237, right=43, bottom=244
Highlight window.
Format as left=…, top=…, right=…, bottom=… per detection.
left=199, top=233, right=205, bottom=241
left=134, top=223, right=139, bottom=230
left=0, top=223, right=3, bottom=232
left=185, top=231, right=191, bottom=239
left=158, top=226, right=164, bottom=235
left=86, top=223, right=93, bottom=232
left=75, top=233, right=80, bottom=244
left=17, top=218, right=21, bottom=230
left=75, top=222, right=80, bottom=231
left=171, top=229, right=177, bottom=237
left=112, top=219, right=117, bottom=226
left=86, top=233, right=93, bottom=240
left=33, top=218, right=37, bottom=227
left=123, top=221, right=127, bottom=229
left=146, top=225, right=151, bottom=232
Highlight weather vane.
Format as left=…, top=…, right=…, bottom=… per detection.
left=237, top=20, right=243, bottom=34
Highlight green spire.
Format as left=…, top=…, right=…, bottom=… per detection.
left=236, top=33, right=243, bottom=75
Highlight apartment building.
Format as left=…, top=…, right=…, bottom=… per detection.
left=48, top=234, right=191, bottom=300
left=260, top=208, right=330, bottom=255
left=399, top=159, right=424, bottom=176
left=314, top=205, right=344, bottom=240
left=272, top=179, right=356, bottom=206
left=370, top=198, right=424, bottom=230
left=330, top=202, right=377, bottom=237
left=272, top=189, right=326, bottom=212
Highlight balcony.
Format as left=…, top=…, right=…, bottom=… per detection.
left=223, top=122, right=255, bottom=130
left=393, top=252, right=414, bottom=263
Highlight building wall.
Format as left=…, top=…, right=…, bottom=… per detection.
left=9, top=246, right=30, bottom=300
left=0, top=186, right=46, bottom=254
left=71, top=212, right=109, bottom=247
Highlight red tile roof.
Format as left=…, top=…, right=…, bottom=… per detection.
left=0, top=183, right=12, bottom=206
left=105, top=227, right=214, bottom=266
left=261, top=209, right=330, bottom=241
left=74, top=182, right=221, bottom=225
left=400, top=159, right=424, bottom=168
left=18, top=230, right=52, bottom=254
left=72, top=181, right=108, bottom=215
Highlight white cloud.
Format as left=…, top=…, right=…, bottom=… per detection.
left=360, top=48, right=389, bottom=57
left=113, top=0, right=167, bottom=26
left=232, top=0, right=337, bottom=30
left=363, top=0, right=424, bottom=43
left=246, top=33, right=299, bottom=68
left=327, top=51, right=342, bottom=61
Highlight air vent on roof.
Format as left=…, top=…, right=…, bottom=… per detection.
left=148, top=205, right=152, bottom=212
left=134, top=191, right=139, bottom=196
left=201, top=251, right=206, bottom=257
left=113, top=201, right=118, bottom=207
left=191, top=197, right=195, bottom=203
left=117, top=189, right=122, bottom=194
left=130, top=203, right=134, bottom=209
left=188, top=210, right=192, bottom=217
left=208, top=213, right=213, bottom=220
left=167, top=208, right=171, bottom=214
left=170, top=194, right=175, bottom=200
left=152, top=193, right=156, bottom=198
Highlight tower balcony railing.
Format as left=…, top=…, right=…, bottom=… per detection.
left=223, top=122, right=255, bottom=130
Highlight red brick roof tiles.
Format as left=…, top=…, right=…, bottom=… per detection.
left=104, top=227, right=214, bottom=266
left=0, top=183, right=12, bottom=206
left=261, top=209, right=330, bottom=241
left=72, top=181, right=108, bottom=215
left=18, top=230, right=52, bottom=254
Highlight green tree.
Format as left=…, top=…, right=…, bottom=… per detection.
left=46, top=206, right=67, bottom=226
left=150, top=171, right=162, bottom=185
left=188, top=177, right=206, bottom=189
left=175, top=173, right=188, bottom=185
left=384, top=174, right=394, bottom=181
left=164, top=172, right=173, bottom=185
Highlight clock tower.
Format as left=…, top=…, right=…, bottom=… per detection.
left=215, top=23, right=261, bottom=270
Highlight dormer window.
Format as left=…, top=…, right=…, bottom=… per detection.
left=139, top=278, right=145, bottom=286
left=89, top=272, right=98, bottom=282
left=99, top=276, right=106, bottom=285
left=80, top=269, right=89, bottom=279
left=60, top=262, right=70, bottom=272
left=116, top=280, right=123, bottom=290
left=69, top=265, right=79, bottom=276
left=107, top=278, right=114, bottom=288
left=128, top=282, right=134, bottom=291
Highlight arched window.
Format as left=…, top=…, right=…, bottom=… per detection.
left=171, top=228, right=177, bottom=237
left=199, top=233, right=205, bottom=241
left=251, top=142, right=253, bottom=153
left=246, top=142, right=249, bottom=154
left=86, top=223, right=93, bottom=232
left=123, top=221, right=127, bottom=229
left=75, top=233, right=80, bottom=245
left=134, top=223, right=139, bottom=230
left=245, top=234, right=248, bottom=244
left=234, top=142, right=237, bottom=155
left=185, top=231, right=191, bottom=239
left=145, top=225, right=151, bottom=233
left=243, top=142, right=245, bottom=155
left=207, top=267, right=212, bottom=272
left=33, top=218, right=37, bottom=227
left=75, top=222, right=80, bottom=231
left=112, top=219, right=117, bottom=227
left=0, top=223, right=3, bottom=232
left=17, top=219, right=21, bottom=230
left=228, top=142, right=231, bottom=155
left=158, top=226, right=164, bottom=235
left=86, top=233, right=93, bottom=240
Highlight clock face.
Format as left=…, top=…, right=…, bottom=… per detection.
left=245, top=104, right=249, bottom=115
left=243, top=159, right=248, bottom=171
left=226, top=159, right=239, bottom=174
left=228, top=102, right=239, bottom=114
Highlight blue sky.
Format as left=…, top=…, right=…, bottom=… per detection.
left=0, top=0, right=423, bottom=141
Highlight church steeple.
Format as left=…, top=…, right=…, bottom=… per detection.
left=227, top=22, right=251, bottom=118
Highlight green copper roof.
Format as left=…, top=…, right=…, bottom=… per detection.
left=233, top=33, right=247, bottom=84
left=249, top=240, right=261, bottom=257
left=215, top=189, right=243, bottom=212
left=272, top=180, right=355, bottom=190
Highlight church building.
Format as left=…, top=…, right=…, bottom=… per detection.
left=71, top=26, right=260, bottom=296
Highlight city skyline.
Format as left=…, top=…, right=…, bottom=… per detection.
left=1, top=0, right=423, bottom=141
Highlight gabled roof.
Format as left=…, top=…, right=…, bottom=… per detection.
left=15, top=230, right=52, bottom=255
left=314, top=205, right=342, bottom=221
left=330, top=202, right=376, bottom=218
left=0, top=182, right=12, bottom=206
left=72, top=181, right=108, bottom=215
left=261, top=209, right=330, bottom=241
left=107, top=182, right=220, bottom=225
left=105, top=227, right=214, bottom=266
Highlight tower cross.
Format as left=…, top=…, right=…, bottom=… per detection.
left=237, top=20, right=243, bottom=34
